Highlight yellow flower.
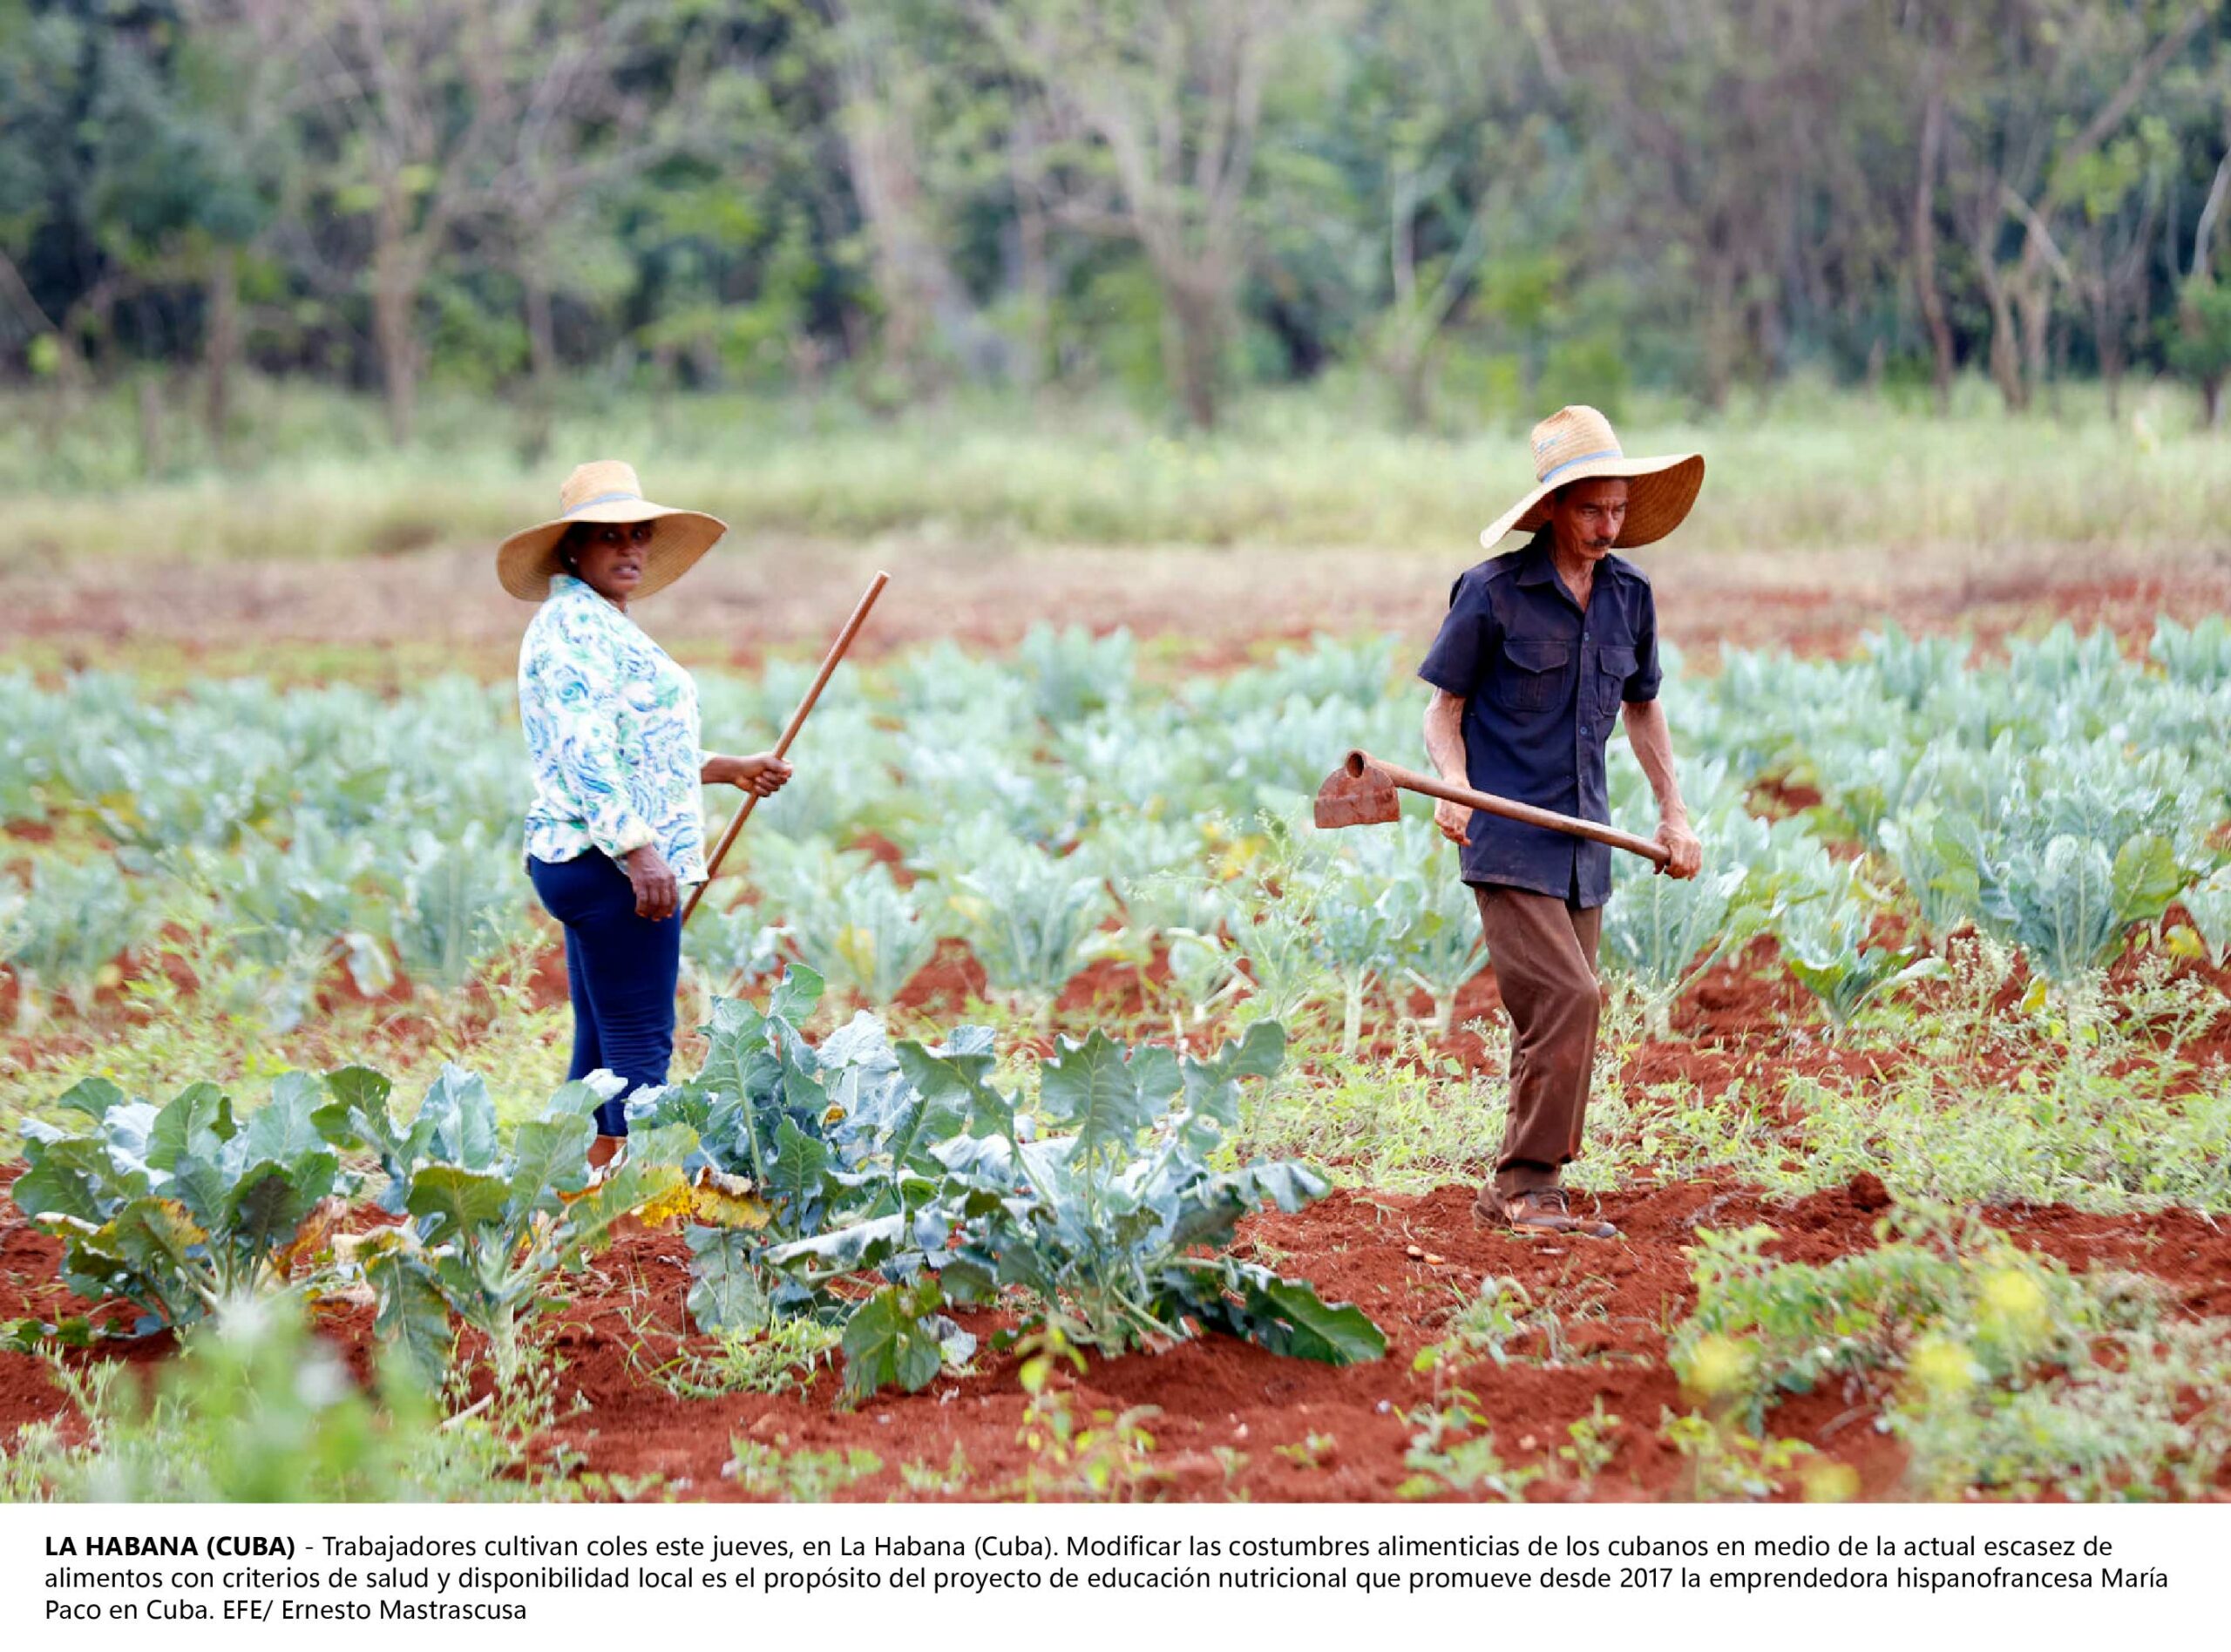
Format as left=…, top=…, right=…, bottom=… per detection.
left=1979, top=1266, right=2051, bottom=1343
left=1684, top=1333, right=1751, bottom=1402
left=1907, top=1335, right=1978, bottom=1399
left=1801, top=1460, right=1861, bottom=1503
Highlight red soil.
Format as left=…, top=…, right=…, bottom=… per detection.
left=891, top=938, right=990, bottom=1018
left=5, top=1169, right=2225, bottom=1502
left=844, top=831, right=915, bottom=887
left=4, top=904, right=2225, bottom=1500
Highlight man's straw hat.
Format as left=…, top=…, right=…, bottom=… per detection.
left=497, top=460, right=727, bottom=601
left=1478, top=405, right=1704, bottom=550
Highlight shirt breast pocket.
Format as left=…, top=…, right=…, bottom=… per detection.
left=1606, top=637, right=1642, bottom=695
left=1593, top=641, right=1639, bottom=721
left=1492, top=638, right=1570, bottom=711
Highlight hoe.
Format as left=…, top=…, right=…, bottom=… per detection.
left=1312, top=748, right=1671, bottom=869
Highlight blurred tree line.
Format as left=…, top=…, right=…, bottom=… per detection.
left=3, top=0, right=2230, bottom=442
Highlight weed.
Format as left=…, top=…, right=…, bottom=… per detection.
left=0, top=1292, right=569, bottom=1502
left=1667, top=1209, right=2231, bottom=1500
left=1659, top=1408, right=1817, bottom=1501
left=638, top=1317, right=843, bottom=1402
left=1274, top=1432, right=1338, bottom=1469
left=896, top=1443, right=973, bottom=1498
left=1005, top=1325, right=1167, bottom=1503
left=723, top=1439, right=884, bottom=1501
left=1397, top=1391, right=1542, bottom=1501
left=1557, top=1399, right=1623, bottom=1487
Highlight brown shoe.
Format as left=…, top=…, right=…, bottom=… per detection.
left=1475, top=1185, right=1617, bottom=1239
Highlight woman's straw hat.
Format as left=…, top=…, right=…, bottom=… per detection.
left=1478, top=405, right=1704, bottom=550
left=497, top=460, right=727, bottom=601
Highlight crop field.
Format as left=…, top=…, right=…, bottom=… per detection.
left=3, top=595, right=2229, bottom=1506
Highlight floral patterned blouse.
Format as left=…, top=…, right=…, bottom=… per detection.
left=519, top=574, right=706, bottom=883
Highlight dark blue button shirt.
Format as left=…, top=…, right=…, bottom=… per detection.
left=1415, top=531, right=1662, bottom=907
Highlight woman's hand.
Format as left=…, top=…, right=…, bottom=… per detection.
left=704, top=752, right=795, bottom=797
left=622, top=844, right=680, bottom=919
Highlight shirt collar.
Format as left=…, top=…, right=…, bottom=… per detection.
left=1516, top=535, right=1628, bottom=587
left=550, top=572, right=627, bottom=614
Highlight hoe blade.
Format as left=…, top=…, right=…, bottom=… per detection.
left=1312, top=750, right=1401, bottom=829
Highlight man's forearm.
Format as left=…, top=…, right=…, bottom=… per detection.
left=1423, top=689, right=1469, bottom=786
left=1623, top=699, right=1687, bottom=822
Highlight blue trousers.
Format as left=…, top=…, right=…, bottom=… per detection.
left=526, top=852, right=682, bottom=1136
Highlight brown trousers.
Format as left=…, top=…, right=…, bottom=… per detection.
left=1471, top=884, right=1604, bottom=1197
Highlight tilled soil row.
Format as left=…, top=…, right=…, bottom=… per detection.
left=5, top=1171, right=2229, bottom=1502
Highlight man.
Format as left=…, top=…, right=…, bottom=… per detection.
left=1417, top=405, right=1705, bottom=1239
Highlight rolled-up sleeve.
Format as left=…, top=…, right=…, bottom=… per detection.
left=1417, top=572, right=1497, bottom=697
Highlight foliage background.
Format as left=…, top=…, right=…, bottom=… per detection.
left=6, top=0, right=2231, bottom=450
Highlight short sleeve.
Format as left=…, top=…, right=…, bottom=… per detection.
left=1417, top=570, right=1499, bottom=698
left=1622, top=580, right=1663, bottom=704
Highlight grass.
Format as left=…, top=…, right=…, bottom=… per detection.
left=6, top=372, right=2228, bottom=563
left=1, top=1292, right=575, bottom=1502
left=1670, top=1211, right=2231, bottom=1500
left=636, top=1317, right=843, bottom=1402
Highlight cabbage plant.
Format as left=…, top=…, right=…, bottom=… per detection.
left=15, top=1073, right=354, bottom=1334
left=762, top=1019, right=1383, bottom=1397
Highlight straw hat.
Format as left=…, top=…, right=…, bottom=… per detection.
left=1478, top=405, right=1704, bottom=551
left=497, top=460, right=727, bottom=601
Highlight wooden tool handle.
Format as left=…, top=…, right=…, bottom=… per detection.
left=1349, top=749, right=1672, bottom=867
left=682, top=571, right=892, bottom=924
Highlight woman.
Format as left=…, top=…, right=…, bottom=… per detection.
left=500, top=460, right=792, bottom=1169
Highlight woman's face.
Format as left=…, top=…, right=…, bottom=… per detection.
left=567, top=520, right=657, bottom=602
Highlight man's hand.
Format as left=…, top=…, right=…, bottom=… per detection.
left=1654, top=815, right=1703, bottom=879
left=1422, top=688, right=1474, bottom=848
left=622, top=843, right=680, bottom=919
left=704, top=753, right=795, bottom=796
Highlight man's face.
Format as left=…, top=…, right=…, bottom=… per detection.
left=1548, top=478, right=1629, bottom=562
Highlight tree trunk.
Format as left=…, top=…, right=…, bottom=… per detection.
left=833, top=14, right=997, bottom=392
left=1911, top=76, right=1956, bottom=413
left=1011, top=124, right=1053, bottom=388
left=1160, top=270, right=1225, bottom=430
left=371, top=196, right=421, bottom=446
left=524, top=264, right=556, bottom=389
left=1700, top=261, right=1740, bottom=411
left=1975, top=259, right=2024, bottom=411
left=2091, top=288, right=2124, bottom=420
left=1396, top=340, right=1434, bottom=430
left=203, top=245, right=239, bottom=457
left=372, top=277, right=417, bottom=445
left=2014, top=266, right=2052, bottom=412
left=137, top=376, right=167, bottom=479
left=1161, top=305, right=1213, bottom=431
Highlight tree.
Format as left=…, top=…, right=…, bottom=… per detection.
left=976, top=0, right=1339, bottom=428
left=2169, top=116, right=2231, bottom=423
left=816, top=0, right=1008, bottom=393
left=1554, top=0, right=1885, bottom=407
left=217, top=0, right=677, bottom=443
left=1943, top=0, right=2214, bottom=411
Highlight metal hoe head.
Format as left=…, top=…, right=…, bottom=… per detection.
left=1312, top=749, right=1401, bottom=829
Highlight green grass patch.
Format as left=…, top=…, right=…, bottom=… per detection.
left=9, top=375, right=2228, bottom=560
